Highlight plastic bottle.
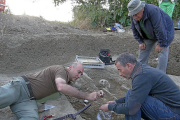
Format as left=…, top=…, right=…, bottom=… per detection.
left=178, top=20, right=180, bottom=29
left=97, top=110, right=112, bottom=120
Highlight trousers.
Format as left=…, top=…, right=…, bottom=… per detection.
left=0, top=77, right=39, bottom=120
left=138, top=39, right=169, bottom=73
left=125, top=89, right=180, bottom=120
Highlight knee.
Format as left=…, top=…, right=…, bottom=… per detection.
left=19, top=116, right=39, bottom=120
left=11, top=101, right=39, bottom=120
left=17, top=109, right=39, bottom=120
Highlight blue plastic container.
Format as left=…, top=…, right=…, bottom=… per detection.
left=178, top=20, right=180, bottom=29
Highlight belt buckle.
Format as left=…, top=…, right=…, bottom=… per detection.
left=30, top=97, right=35, bottom=100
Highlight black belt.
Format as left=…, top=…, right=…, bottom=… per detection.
left=21, top=76, right=35, bottom=100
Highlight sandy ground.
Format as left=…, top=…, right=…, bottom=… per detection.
left=0, top=12, right=180, bottom=120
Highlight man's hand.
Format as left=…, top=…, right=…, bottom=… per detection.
left=99, top=104, right=109, bottom=112
left=106, top=101, right=116, bottom=104
left=97, top=90, right=104, bottom=98
left=55, top=78, right=104, bottom=101
left=155, top=44, right=163, bottom=53
left=87, top=90, right=104, bottom=101
left=139, top=43, right=146, bottom=50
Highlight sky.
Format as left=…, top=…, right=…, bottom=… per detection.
left=6, top=0, right=75, bottom=22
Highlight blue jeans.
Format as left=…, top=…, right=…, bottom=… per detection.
left=138, top=40, right=169, bottom=73
left=125, top=90, right=180, bottom=120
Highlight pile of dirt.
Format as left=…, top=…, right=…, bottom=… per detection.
left=0, top=13, right=180, bottom=76
left=0, top=12, right=180, bottom=120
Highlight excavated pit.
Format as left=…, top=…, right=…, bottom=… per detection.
left=0, top=12, right=180, bottom=120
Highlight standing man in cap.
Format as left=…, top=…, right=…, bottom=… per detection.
left=0, top=62, right=104, bottom=120
left=99, top=52, right=180, bottom=120
left=126, top=0, right=174, bottom=73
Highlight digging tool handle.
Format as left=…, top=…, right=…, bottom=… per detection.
left=53, top=103, right=91, bottom=120
left=53, top=114, right=75, bottom=120
left=73, top=103, right=91, bottom=117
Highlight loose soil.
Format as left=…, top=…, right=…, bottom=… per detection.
left=0, top=12, right=180, bottom=120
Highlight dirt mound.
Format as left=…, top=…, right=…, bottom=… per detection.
left=0, top=13, right=180, bottom=75
left=0, top=12, right=180, bottom=120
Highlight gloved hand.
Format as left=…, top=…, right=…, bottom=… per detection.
left=159, top=0, right=174, bottom=3
left=158, top=0, right=163, bottom=4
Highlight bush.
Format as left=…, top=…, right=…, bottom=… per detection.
left=71, top=0, right=180, bottom=29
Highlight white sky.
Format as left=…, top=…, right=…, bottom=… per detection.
left=6, top=0, right=75, bottom=22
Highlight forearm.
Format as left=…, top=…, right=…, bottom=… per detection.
left=58, top=84, right=89, bottom=99
left=108, top=103, right=129, bottom=115
left=115, top=97, right=125, bottom=103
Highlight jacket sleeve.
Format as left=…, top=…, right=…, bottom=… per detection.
left=115, top=97, right=125, bottom=103
left=131, top=17, right=144, bottom=44
left=108, top=74, right=152, bottom=115
left=148, top=7, right=168, bottom=47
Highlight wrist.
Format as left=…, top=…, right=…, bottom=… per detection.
left=84, top=92, right=91, bottom=100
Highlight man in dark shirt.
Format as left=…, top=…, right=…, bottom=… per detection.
left=128, top=0, right=174, bottom=73
left=0, top=62, right=104, bottom=120
left=99, top=52, right=180, bottom=119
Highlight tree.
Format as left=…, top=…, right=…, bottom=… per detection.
left=56, top=0, right=180, bottom=29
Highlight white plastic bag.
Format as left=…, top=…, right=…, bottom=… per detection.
left=97, top=110, right=112, bottom=120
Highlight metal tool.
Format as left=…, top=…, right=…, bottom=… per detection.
left=83, top=99, right=89, bottom=105
left=38, top=104, right=55, bottom=113
left=53, top=103, right=91, bottom=120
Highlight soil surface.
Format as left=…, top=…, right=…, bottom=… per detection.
left=0, top=12, right=180, bottom=120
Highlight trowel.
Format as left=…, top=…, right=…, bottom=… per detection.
left=38, top=104, right=55, bottom=113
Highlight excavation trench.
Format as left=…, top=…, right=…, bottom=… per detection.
left=0, top=13, right=180, bottom=120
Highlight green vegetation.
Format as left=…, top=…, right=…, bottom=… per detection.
left=69, top=0, right=180, bottom=29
